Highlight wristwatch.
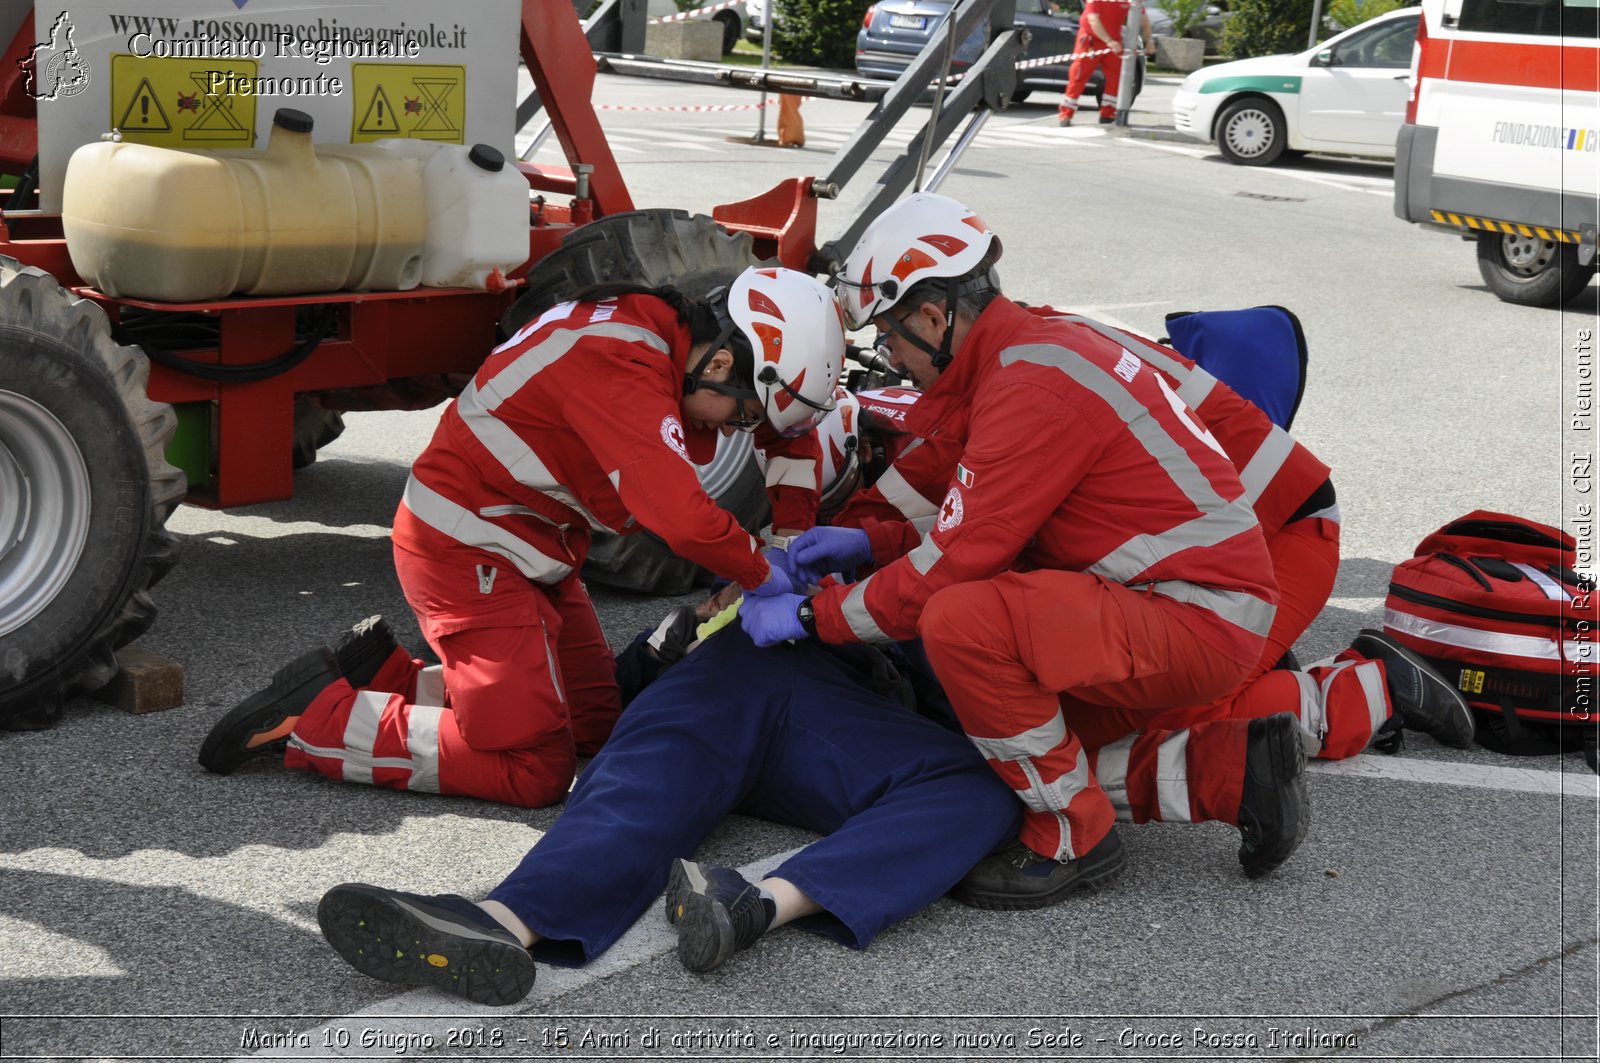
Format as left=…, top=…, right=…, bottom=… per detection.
left=796, top=596, right=817, bottom=637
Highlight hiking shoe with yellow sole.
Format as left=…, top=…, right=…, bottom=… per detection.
left=317, top=883, right=535, bottom=1007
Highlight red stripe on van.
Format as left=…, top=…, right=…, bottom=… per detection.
left=1421, top=38, right=1600, bottom=94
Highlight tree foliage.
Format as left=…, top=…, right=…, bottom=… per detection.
left=773, top=0, right=873, bottom=69
left=1221, top=0, right=1317, bottom=56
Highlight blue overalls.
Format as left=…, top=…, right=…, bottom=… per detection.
left=486, top=624, right=1020, bottom=964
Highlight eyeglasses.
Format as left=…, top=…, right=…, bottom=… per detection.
left=725, top=405, right=766, bottom=432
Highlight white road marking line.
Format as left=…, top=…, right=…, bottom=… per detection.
left=243, top=847, right=806, bottom=1059
left=1308, top=754, right=1599, bottom=800
left=1125, top=136, right=1210, bottom=158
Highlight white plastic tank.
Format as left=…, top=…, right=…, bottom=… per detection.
left=362, top=139, right=531, bottom=288
left=63, top=109, right=427, bottom=302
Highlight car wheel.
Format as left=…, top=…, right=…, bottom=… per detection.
left=1476, top=232, right=1596, bottom=307
left=714, top=11, right=740, bottom=54
left=1215, top=96, right=1288, bottom=166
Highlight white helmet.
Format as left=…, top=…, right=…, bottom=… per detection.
left=838, top=192, right=1002, bottom=330
left=726, top=266, right=844, bottom=437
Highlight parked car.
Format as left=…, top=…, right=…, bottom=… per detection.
left=743, top=0, right=777, bottom=43
left=855, top=0, right=1148, bottom=106
left=648, top=0, right=748, bottom=55
left=1171, top=6, right=1420, bottom=165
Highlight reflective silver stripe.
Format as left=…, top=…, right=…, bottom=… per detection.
left=1176, top=366, right=1219, bottom=409
left=1146, top=579, right=1277, bottom=638
left=286, top=736, right=419, bottom=776
left=1237, top=427, right=1296, bottom=505
left=875, top=464, right=939, bottom=520
left=765, top=455, right=816, bottom=491
left=1095, top=736, right=1135, bottom=823
left=1001, top=343, right=1263, bottom=585
left=542, top=619, right=565, bottom=705
left=1514, top=563, right=1571, bottom=601
left=841, top=576, right=892, bottom=643
left=478, top=504, right=542, bottom=518
left=1302, top=501, right=1342, bottom=524
left=1384, top=607, right=1584, bottom=662
left=402, top=476, right=574, bottom=584
left=1293, top=670, right=1326, bottom=755
left=479, top=322, right=669, bottom=408
left=1155, top=730, right=1192, bottom=822
left=455, top=381, right=614, bottom=534
left=341, top=690, right=388, bottom=784
left=414, top=665, right=446, bottom=706
left=1015, top=755, right=1090, bottom=861
left=967, top=714, right=1068, bottom=761
left=1353, top=660, right=1390, bottom=738
left=906, top=535, right=944, bottom=576
left=910, top=514, right=938, bottom=535
left=1091, top=498, right=1261, bottom=587
left=405, top=705, right=444, bottom=793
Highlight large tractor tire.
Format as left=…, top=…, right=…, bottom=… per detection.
left=291, top=397, right=346, bottom=470
left=503, top=210, right=769, bottom=595
left=0, top=259, right=186, bottom=729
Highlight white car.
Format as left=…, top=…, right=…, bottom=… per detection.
left=1171, top=7, right=1419, bottom=165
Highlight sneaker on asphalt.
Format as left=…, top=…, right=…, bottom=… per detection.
left=1098, top=113, right=1116, bottom=124
left=1058, top=109, right=1075, bottom=126
left=952, top=829, right=1126, bottom=911
left=1237, top=711, right=1310, bottom=878
left=197, top=648, right=341, bottom=775
left=317, top=883, right=535, bottom=1007
left=1351, top=628, right=1475, bottom=749
left=665, top=859, right=774, bottom=973
left=332, top=615, right=401, bottom=689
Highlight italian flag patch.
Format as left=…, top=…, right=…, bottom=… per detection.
left=956, top=463, right=975, bottom=488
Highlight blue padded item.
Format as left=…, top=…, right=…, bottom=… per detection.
left=1163, top=306, right=1308, bottom=430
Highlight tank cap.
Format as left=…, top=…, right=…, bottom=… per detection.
left=274, top=108, right=315, bottom=134
left=468, top=144, right=506, bottom=173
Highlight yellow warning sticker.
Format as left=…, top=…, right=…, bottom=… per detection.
left=109, top=54, right=258, bottom=149
left=349, top=63, right=466, bottom=144
left=1460, top=669, right=1486, bottom=695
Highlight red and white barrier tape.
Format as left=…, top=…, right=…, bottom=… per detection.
left=646, top=0, right=742, bottom=24
left=596, top=98, right=777, bottom=111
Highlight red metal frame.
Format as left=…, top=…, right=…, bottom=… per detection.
left=0, top=0, right=822, bottom=508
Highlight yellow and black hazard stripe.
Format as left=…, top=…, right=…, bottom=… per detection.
left=1431, top=211, right=1581, bottom=243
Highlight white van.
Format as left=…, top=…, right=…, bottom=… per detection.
left=1392, top=0, right=1599, bottom=305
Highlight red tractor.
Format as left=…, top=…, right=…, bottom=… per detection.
left=0, top=0, right=1025, bottom=727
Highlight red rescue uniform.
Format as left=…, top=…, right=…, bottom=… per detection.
left=285, top=295, right=821, bottom=806
left=811, top=296, right=1279, bottom=860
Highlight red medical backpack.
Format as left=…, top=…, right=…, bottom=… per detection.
left=1382, top=511, right=1596, bottom=761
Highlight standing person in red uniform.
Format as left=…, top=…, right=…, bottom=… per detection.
left=200, top=267, right=845, bottom=808
left=1059, top=0, right=1154, bottom=125
left=743, top=193, right=1308, bottom=909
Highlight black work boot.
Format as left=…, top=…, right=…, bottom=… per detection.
left=318, top=883, right=536, bottom=1006
left=665, top=859, right=775, bottom=973
left=198, top=648, right=341, bottom=775
left=332, top=615, right=401, bottom=689
left=953, top=829, right=1126, bottom=911
left=1237, top=711, right=1310, bottom=878
left=1351, top=629, right=1475, bottom=749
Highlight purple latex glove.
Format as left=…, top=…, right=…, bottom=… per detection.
left=789, top=526, right=873, bottom=584
left=750, top=548, right=799, bottom=598
left=740, top=591, right=808, bottom=646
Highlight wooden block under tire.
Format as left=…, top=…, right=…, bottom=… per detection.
left=93, top=647, right=185, bottom=715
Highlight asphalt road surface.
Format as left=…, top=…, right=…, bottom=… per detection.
left=3, top=69, right=1596, bottom=1063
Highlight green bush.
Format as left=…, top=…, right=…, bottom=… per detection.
left=1220, top=0, right=1316, bottom=56
left=1162, top=0, right=1215, bottom=37
left=773, top=0, right=873, bottom=68
left=1323, top=0, right=1407, bottom=31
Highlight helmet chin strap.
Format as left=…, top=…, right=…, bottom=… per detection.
left=880, top=276, right=961, bottom=372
